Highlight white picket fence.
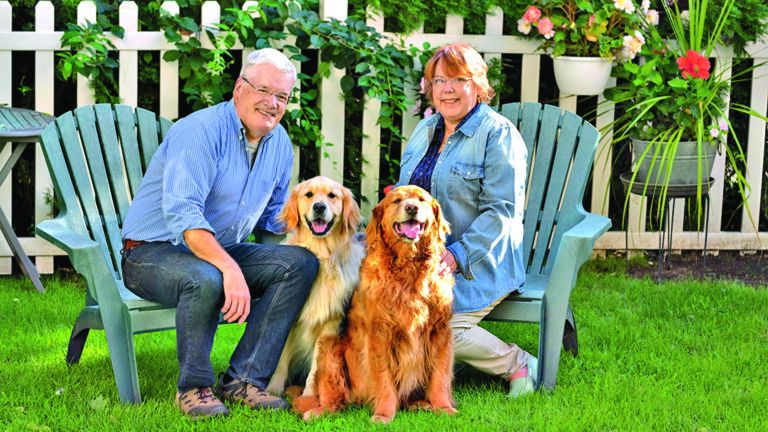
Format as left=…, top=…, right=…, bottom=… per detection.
left=0, top=0, right=767, bottom=275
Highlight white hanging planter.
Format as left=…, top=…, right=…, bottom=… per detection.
left=551, top=56, right=613, bottom=96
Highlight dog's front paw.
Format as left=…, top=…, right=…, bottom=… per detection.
left=284, top=385, right=304, bottom=400
left=302, top=408, right=325, bottom=422
left=371, top=413, right=395, bottom=424
left=435, top=406, right=458, bottom=415
left=406, top=400, right=432, bottom=411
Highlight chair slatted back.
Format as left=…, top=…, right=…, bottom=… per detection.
left=39, top=104, right=171, bottom=281
left=500, top=102, right=600, bottom=276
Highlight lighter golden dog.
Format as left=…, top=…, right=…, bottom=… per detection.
left=266, top=176, right=366, bottom=397
left=294, top=185, right=456, bottom=423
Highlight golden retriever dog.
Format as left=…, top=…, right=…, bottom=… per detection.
left=294, top=185, right=456, bottom=423
left=266, top=176, right=366, bottom=397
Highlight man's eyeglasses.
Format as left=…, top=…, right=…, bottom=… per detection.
left=241, top=76, right=291, bottom=106
left=431, top=77, right=472, bottom=88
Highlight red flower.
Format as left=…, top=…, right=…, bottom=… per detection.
left=676, top=50, right=710, bottom=79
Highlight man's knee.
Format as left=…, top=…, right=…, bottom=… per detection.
left=285, top=245, right=319, bottom=280
left=182, top=264, right=224, bottom=305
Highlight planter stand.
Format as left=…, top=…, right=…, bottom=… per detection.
left=620, top=173, right=713, bottom=281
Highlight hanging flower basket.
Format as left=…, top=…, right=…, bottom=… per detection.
left=551, top=56, right=613, bottom=96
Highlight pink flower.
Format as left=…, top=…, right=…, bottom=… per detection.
left=522, top=6, right=542, bottom=23
left=646, top=9, right=659, bottom=25
left=537, top=17, right=555, bottom=39
left=424, top=107, right=434, bottom=118
left=718, top=118, right=728, bottom=132
left=613, top=0, right=635, bottom=14
left=677, top=50, right=710, bottom=80
left=709, top=127, right=720, bottom=139
left=588, top=14, right=596, bottom=27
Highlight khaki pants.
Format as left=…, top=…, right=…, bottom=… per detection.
left=451, top=295, right=529, bottom=379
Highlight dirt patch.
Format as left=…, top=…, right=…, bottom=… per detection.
left=622, top=250, right=768, bottom=288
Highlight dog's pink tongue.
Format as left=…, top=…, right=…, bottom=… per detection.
left=400, top=221, right=422, bottom=239
left=311, top=220, right=329, bottom=233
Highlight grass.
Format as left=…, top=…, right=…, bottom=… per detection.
left=1, top=261, right=767, bottom=431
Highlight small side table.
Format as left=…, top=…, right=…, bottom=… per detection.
left=620, top=173, right=713, bottom=280
left=0, top=107, right=54, bottom=292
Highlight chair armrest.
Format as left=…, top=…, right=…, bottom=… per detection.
left=36, top=218, right=100, bottom=254
left=36, top=218, right=121, bottom=305
left=544, top=212, right=611, bottom=299
left=560, top=212, right=612, bottom=262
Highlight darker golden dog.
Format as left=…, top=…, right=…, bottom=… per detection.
left=294, top=185, right=455, bottom=423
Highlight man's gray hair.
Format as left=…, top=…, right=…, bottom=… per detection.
left=240, top=48, right=297, bottom=82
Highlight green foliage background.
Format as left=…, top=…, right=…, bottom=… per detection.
left=7, top=0, right=768, bottom=234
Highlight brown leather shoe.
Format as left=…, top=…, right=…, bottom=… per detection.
left=216, top=374, right=289, bottom=410
left=175, top=387, right=229, bottom=419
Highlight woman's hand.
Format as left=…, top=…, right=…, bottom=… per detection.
left=439, top=249, right=457, bottom=276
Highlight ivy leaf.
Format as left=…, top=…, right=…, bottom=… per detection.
left=61, top=62, right=73, bottom=80
left=340, top=75, right=355, bottom=93
left=162, top=50, right=181, bottom=62
left=177, top=17, right=199, bottom=33
left=355, top=62, right=369, bottom=74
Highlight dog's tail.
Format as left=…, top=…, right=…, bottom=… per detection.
left=292, top=334, right=350, bottom=419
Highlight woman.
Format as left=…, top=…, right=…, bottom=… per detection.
left=396, top=42, right=534, bottom=397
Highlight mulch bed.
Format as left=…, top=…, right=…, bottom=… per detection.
left=624, top=250, right=768, bottom=288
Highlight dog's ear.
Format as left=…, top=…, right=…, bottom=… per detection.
left=431, top=197, right=451, bottom=240
left=279, top=184, right=301, bottom=233
left=341, top=186, right=362, bottom=236
left=365, top=200, right=385, bottom=250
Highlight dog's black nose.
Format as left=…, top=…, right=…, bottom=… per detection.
left=405, top=203, right=418, bottom=216
left=313, top=202, right=326, bottom=214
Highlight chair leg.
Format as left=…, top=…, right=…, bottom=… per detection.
left=66, top=328, right=90, bottom=365
left=538, top=298, right=570, bottom=390
left=562, top=304, right=578, bottom=357
left=66, top=307, right=103, bottom=365
left=101, top=306, right=142, bottom=404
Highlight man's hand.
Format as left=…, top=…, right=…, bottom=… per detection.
left=439, top=249, right=457, bottom=276
left=184, top=229, right=251, bottom=324
left=221, top=269, right=251, bottom=323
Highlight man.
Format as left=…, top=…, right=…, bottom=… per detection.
left=121, top=48, right=318, bottom=419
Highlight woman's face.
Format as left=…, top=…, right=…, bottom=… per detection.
left=430, top=59, right=478, bottom=127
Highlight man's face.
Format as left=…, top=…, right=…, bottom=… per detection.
left=233, top=63, right=294, bottom=142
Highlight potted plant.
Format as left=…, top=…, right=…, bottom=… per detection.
left=517, top=0, right=652, bottom=95
left=605, top=0, right=767, bottom=225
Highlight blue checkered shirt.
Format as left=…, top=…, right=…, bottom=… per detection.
left=122, top=100, right=293, bottom=247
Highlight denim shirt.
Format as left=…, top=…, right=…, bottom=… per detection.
left=397, top=103, right=527, bottom=313
left=122, top=100, right=293, bottom=248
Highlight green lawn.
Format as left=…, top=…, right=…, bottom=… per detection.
left=1, top=261, right=766, bottom=431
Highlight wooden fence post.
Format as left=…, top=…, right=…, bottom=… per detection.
left=159, top=1, right=180, bottom=120
left=318, top=0, right=347, bottom=183
left=0, top=1, right=12, bottom=274
left=77, top=1, right=97, bottom=105
left=34, top=1, right=55, bottom=274
left=119, top=1, right=139, bottom=107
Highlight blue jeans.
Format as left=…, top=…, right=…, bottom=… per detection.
left=121, top=241, right=318, bottom=390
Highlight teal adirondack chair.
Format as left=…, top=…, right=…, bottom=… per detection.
left=36, top=104, right=174, bottom=403
left=485, top=102, right=611, bottom=390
